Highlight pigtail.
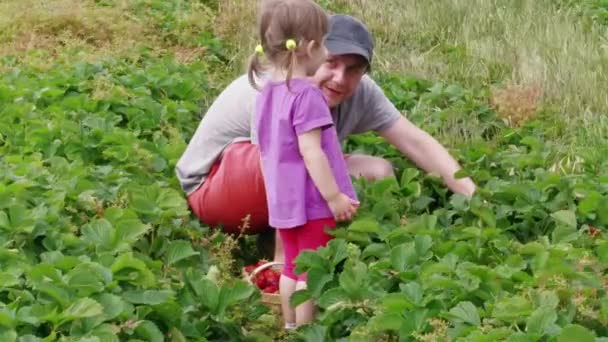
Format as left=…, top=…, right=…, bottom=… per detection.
left=248, top=47, right=264, bottom=91
left=284, top=39, right=298, bottom=91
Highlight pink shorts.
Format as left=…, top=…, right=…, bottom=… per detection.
left=279, top=218, right=336, bottom=281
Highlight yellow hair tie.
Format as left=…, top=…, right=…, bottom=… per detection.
left=285, top=39, right=296, bottom=51
left=255, top=44, right=264, bottom=56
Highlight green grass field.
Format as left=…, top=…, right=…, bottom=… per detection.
left=1, top=0, right=608, bottom=340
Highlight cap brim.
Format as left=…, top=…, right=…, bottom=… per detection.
left=325, top=39, right=371, bottom=64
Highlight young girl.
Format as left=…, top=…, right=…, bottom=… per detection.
left=248, top=0, right=359, bottom=329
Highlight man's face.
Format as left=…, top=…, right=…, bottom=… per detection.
left=314, top=54, right=368, bottom=108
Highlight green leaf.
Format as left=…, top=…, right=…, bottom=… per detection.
left=448, top=301, right=480, bottom=326
left=338, top=260, right=367, bottom=300
left=532, top=290, right=559, bottom=310
left=16, top=306, right=39, bottom=326
left=0, top=328, right=17, bottom=342
left=110, top=253, right=156, bottom=288
left=551, top=223, right=579, bottom=243
left=317, top=288, right=347, bottom=309
left=168, top=327, right=187, bottom=342
left=194, top=278, right=219, bottom=312
left=0, top=212, right=8, bottom=229
left=401, top=282, right=423, bottom=306
left=17, top=335, right=41, bottom=342
left=35, top=284, right=71, bottom=308
left=114, top=218, right=151, bottom=246
left=96, top=294, right=127, bottom=321
left=0, top=307, right=15, bottom=328
left=135, top=320, right=164, bottom=342
left=557, top=324, right=595, bottom=342
left=294, top=250, right=329, bottom=274
left=551, top=210, right=577, bottom=229
left=381, top=293, right=414, bottom=313
left=526, top=306, right=557, bottom=335
left=370, top=313, right=403, bottom=332
left=290, top=289, right=312, bottom=308
left=348, top=218, right=380, bottom=234
left=296, top=324, right=327, bottom=342
left=58, top=298, right=104, bottom=325
left=362, top=243, right=389, bottom=259
left=306, top=267, right=333, bottom=298
left=578, top=191, right=601, bottom=215
left=6, top=205, right=35, bottom=233
left=166, top=240, right=199, bottom=265
left=597, top=242, right=608, bottom=263
left=398, top=309, right=428, bottom=337
left=66, top=265, right=107, bottom=297
left=129, top=191, right=158, bottom=216
left=450, top=194, right=469, bottom=211
left=507, top=332, right=544, bottom=342
left=391, top=243, right=417, bottom=272
left=415, top=235, right=433, bottom=258
left=492, top=296, right=533, bottom=323
left=122, top=290, right=174, bottom=305
left=216, top=280, right=254, bottom=316
left=0, top=272, right=20, bottom=287
left=81, top=219, right=115, bottom=251
left=91, top=324, right=121, bottom=342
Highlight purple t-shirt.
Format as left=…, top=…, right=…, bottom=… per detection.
left=255, top=78, right=358, bottom=229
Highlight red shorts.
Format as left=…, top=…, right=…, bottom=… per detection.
left=187, top=141, right=269, bottom=235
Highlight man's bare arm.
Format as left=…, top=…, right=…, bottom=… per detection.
left=380, top=116, right=476, bottom=197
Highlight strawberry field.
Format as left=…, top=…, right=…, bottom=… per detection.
left=1, top=0, right=608, bottom=341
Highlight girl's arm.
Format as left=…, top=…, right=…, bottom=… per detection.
left=297, top=128, right=340, bottom=202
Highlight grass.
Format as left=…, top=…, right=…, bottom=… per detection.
left=1, top=0, right=607, bottom=159
left=189, top=0, right=608, bottom=159
left=341, top=0, right=607, bottom=149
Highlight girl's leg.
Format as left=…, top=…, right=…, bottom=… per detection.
left=278, top=228, right=299, bottom=328
left=294, top=218, right=336, bottom=327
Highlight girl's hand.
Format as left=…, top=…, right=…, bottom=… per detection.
left=327, top=193, right=358, bottom=222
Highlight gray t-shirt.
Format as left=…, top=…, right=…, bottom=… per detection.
left=175, top=74, right=401, bottom=195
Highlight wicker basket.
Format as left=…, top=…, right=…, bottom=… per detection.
left=244, top=261, right=283, bottom=313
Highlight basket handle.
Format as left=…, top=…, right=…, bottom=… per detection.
left=245, top=261, right=284, bottom=284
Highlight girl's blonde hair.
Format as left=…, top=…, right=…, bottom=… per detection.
left=248, top=0, right=329, bottom=90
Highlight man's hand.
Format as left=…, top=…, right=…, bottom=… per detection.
left=380, top=117, right=477, bottom=198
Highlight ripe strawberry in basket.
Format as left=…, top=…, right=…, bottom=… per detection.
left=256, top=276, right=267, bottom=289
left=263, top=285, right=278, bottom=294
left=263, top=269, right=280, bottom=288
left=244, top=264, right=256, bottom=274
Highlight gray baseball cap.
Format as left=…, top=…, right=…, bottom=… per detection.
left=325, top=14, right=374, bottom=68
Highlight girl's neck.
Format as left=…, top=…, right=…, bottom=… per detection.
left=270, top=60, right=308, bottom=82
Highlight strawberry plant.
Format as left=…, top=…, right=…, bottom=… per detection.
left=3, top=0, right=608, bottom=340
left=0, top=55, right=274, bottom=340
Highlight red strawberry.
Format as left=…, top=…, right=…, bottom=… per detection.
left=244, top=265, right=256, bottom=274
left=263, top=269, right=276, bottom=278
left=263, top=285, right=278, bottom=293
left=256, top=277, right=267, bottom=289
left=268, top=279, right=279, bottom=287
left=589, top=226, right=600, bottom=238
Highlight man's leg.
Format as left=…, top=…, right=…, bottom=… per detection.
left=187, top=141, right=284, bottom=263
left=187, top=141, right=270, bottom=235
left=345, top=154, right=394, bottom=180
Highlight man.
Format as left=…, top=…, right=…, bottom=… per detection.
left=176, top=14, right=476, bottom=258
